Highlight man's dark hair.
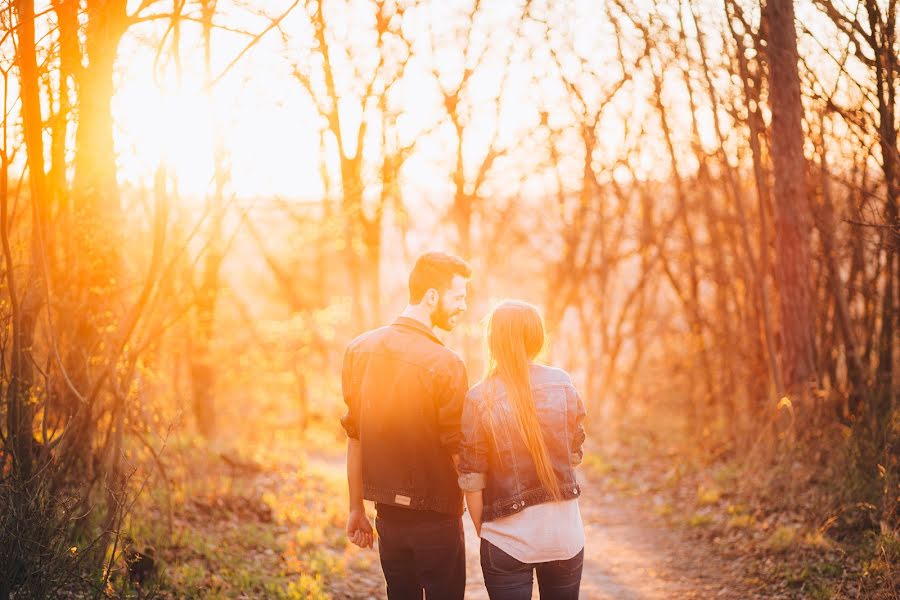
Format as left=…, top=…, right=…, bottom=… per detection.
left=408, top=252, right=471, bottom=304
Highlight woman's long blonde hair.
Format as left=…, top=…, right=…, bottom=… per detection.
left=484, top=300, right=561, bottom=500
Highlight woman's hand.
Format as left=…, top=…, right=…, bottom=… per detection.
left=465, top=490, right=484, bottom=537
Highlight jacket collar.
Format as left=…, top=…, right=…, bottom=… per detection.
left=392, top=316, right=444, bottom=346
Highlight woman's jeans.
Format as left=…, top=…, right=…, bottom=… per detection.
left=480, top=538, right=584, bottom=599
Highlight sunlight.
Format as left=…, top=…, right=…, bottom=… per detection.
left=115, top=59, right=216, bottom=196
left=114, top=21, right=324, bottom=201
left=110, top=1, right=586, bottom=204
left=115, top=59, right=325, bottom=200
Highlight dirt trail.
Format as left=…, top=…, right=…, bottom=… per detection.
left=307, top=452, right=752, bottom=599
left=463, top=475, right=747, bottom=599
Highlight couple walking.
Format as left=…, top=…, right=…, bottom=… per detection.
left=342, top=252, right=587, bottom=599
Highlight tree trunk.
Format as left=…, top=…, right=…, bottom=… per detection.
left=341, top=156, right=367, bottom=328
left=864, top=0, right=898, bottom=424
left=189, top=0, right=225, bottom=441
left=814, top=124, right=865, bottom=418
left=765, top=0, right=817, bottom=397
left=61, top=0, right=129, bottom=476
left=451, top=119, right=472, bottom=260
left=73, top=1, right=127, bottom=221
left=9, top=0, right=52, bottom=482
left=725, top=0, right=784, bottom=399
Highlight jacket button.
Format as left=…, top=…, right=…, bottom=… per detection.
left=573, top=487, right=579, bottom=494
left=512, top=503, right=518, bottom=510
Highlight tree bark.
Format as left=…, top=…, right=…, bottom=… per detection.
left=863, top=0, right=898, bottom=424
left=189, top=0, right=225, bottom=441
left=9, top=0, right=51, bottom=482
left=61, top=0, right=129, bottom=476
left=765, top=0, right=817, bottom=396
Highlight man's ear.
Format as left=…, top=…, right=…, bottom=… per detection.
left=426, top=288, right=439, bottom=306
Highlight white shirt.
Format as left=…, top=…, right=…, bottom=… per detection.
left=481, top=499, right=585, bottom=563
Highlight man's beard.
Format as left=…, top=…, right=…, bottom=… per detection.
left=431, top=299, right=461, bottom=331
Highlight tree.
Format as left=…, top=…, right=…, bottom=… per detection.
left=189, top=0, right=228, bottom=441
left=765, top=0, right=817, bottom=399
left=287, top=0, right=415, bottom=329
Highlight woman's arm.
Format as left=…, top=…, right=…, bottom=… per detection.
left=569, top=386, right=587, bottom=467
left=458, top=389, right=488, bottom=535
left=465, top=490, right=483, bottom=536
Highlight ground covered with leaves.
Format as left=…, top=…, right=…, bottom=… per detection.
left=115, top=428, right=383, bottom=599
left=582, top=432, right=899, bottom=600
left=106, top=424, right=897, bottom=599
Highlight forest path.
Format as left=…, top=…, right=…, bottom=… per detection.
left=460, top=473, right=750, bottom=600
left=306, top=449, right=756, bottom=599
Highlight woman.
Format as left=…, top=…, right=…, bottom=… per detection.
left=458, top=300, right=587, bottom=599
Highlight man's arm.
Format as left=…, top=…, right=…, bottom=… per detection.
left=465, top=490, right=483, bottom=537
left=346, top=438, right=373, bottom=548
left=437, top=358, right=468, bottom=455
left=341, top=345, right=372, bottom=548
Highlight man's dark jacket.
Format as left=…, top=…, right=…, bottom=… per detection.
left=341, top=317, right=468, bottom=516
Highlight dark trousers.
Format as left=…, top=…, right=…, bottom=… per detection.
left=480, top=538, right=584, bottom=600
left=374, top=514, right=466, bottom=600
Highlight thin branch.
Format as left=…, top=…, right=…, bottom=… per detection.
left=210, top=0, right=301, bottom=88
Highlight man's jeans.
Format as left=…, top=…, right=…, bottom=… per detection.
left=375, top=514, right=466, bottom=600
left=480, top=538, right=583, bottom=600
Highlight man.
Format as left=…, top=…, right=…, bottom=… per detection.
left=341, top=252, right=471, bottom=599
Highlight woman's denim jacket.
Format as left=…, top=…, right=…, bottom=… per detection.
left=457, top=364, right=586, bottom=522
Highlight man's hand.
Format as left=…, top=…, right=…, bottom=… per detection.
left=345, top=438, right=372, bottom=548
left=346, top=508, right=374, bottom=549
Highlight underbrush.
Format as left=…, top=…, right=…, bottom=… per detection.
left=582, top=411, right=899, bottom=600
left=1, top=462, right=136, bottom=599
left=115, top=430, right=382, bottom=599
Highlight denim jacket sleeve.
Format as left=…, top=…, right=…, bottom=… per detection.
left=457, top=388, right=488, bottom=492
left=437, top=356, right=468, bottom=454
left=569, top=385, right=587, bottom=466
left=339, top=345, right=360, bottom=440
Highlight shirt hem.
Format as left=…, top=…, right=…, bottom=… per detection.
left=481, top=530, right=584, bottom=564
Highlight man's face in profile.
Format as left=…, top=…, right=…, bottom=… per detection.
left=431, top=275, right=468, bottom=331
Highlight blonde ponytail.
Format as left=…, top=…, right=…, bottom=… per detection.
left=484, top=301, right=561, bottom=500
